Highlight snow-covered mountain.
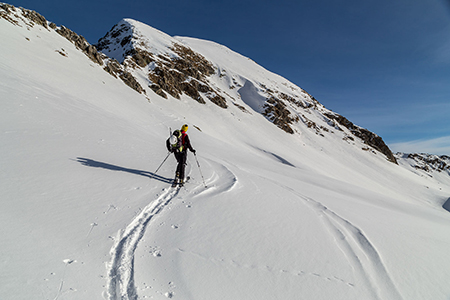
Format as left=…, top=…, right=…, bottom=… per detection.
left=1, top=3, right=450, bottom=300
left=95, top=18, right=399, bottom=164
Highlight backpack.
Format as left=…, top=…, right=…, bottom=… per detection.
left=169, top=130, right=183, bottom=152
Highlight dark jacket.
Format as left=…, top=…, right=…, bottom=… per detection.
left=180, top=131, right=195, bottom=152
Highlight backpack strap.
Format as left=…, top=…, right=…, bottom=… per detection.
left=178, top=131, right=186, bottom=152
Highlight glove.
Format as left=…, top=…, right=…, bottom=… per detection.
left=192, top=149, right=196, bottom=155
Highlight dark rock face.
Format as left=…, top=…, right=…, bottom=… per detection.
left=56, top=26, right=104, bottom=65
left=325, top=113, right=398, bottom=164
left=262, top=96, right=297, bottom=134
left=143, top=43, right=226, bottom=107
left=119, top=71, right=145, bottom=94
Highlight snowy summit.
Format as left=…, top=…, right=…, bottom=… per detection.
left=1, top=3, right=450, bottom=300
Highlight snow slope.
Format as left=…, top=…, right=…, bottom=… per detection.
left=1, top=5, right=450, bottom=300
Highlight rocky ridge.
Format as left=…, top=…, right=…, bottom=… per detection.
left=0, top=3, right=145, bottom=95
left=396, top=153, right=450, bottom=175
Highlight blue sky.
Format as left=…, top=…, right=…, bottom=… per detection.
left=7, top=0, right=450, bottom=155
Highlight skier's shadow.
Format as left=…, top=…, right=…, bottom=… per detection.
left=75, top=157, right=172, bottom=183
left=444, top=197, right=450, bottom=213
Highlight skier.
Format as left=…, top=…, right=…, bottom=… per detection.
left=166, top=124, right=196, bottom=186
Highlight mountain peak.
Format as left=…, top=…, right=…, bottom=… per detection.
left=93, top=16, right=399, bottom=163
left=96, top=18, right=178, bottom=63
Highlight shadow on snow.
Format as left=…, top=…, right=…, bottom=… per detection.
left=443, top=197, right=450, bottom=213
left=75, top=157, right=172, bottom=184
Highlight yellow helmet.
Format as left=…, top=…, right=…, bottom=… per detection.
left=181, top=124, right=188, bottom=132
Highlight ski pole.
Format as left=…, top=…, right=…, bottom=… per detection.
left=194, top=153, right=207, bottom=188
left=151, top=151, right=171, bottom=179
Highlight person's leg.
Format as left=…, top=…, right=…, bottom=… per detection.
left=179, top=152, right=187, bottom=181
left=175, top=152, right=182, bottom=181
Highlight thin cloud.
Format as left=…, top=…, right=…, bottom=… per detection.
left=390, top=136, right=450, bottom=155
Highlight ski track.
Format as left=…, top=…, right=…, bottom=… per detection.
left=105, top=158, right=237, bottom=300
left=106, top=186, right=181, bottom=300
left=305, top=196, right=403, bottom=300
left=281, top=183, right=403, bottom=300
left=191, top=158, right=238, bottom=197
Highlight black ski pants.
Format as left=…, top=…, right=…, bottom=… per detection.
left=174, top=150, right=187, bottom=180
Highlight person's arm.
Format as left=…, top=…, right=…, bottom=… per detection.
left=185, top=135, right=195, bottom=153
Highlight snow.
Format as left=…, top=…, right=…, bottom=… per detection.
left=1, top=7, right=450, bottom=300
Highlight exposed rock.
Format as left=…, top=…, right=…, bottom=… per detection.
left=262, top=96, right=299, bottom=134
left=130, top=49, right=154, bottom=68
left=233, top=102, right=251, bottom=114
left=96, top=22, right=130, bottom=54
left=21, top=7, right=48, bottom=28
left=180, top=82, right=205, bottom=104
left=103, top=59, right=122, bottom=77
left=119, top=71, right=145, bottom=94
left=96, top=21, right=226, bottom=106
left=149, top=84, right=168, bottom=99
left=149, top=67, right=182, bottom=99
left=206, top=92, right=227, bottom=108
left=55, top=26, right=104, bottom=65
left=399, top=153, right=450, bottom=173
left=1, top=3, right=46, bottom=27
left=172, top=43, right=215, bottom=78
left=142, top=45, right=227, bottom=107
left=85, top=44, right=103, bottom=65
left=325, top=113, right=397, bottom=164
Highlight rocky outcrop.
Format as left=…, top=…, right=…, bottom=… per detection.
left=55, top=26, right=104, bottom=65
left=398, top=153, right=450, bottom=173
left=103, top=58, right=145, bottom=94
left=0, top=4, right=104, bottom=65
left=1, top=3, right=47, bottom=28
left=325, top=113, right=398, bottom=164
left=262, top=96, right=298, bottom=134
left=143, top=43, right=227, bottom=107
left=96, top=22, right=227, bottom=108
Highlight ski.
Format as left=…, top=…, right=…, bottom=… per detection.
left=171, top=176, right=190, bottom=188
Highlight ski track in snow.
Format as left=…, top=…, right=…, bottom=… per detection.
left=106, top=186, right=181, bottom=300
left=277, top=183, right=403, bottom=300
left=190, top=158, right=238, bottom=197
left=106, top=158, right=237, bottom=300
